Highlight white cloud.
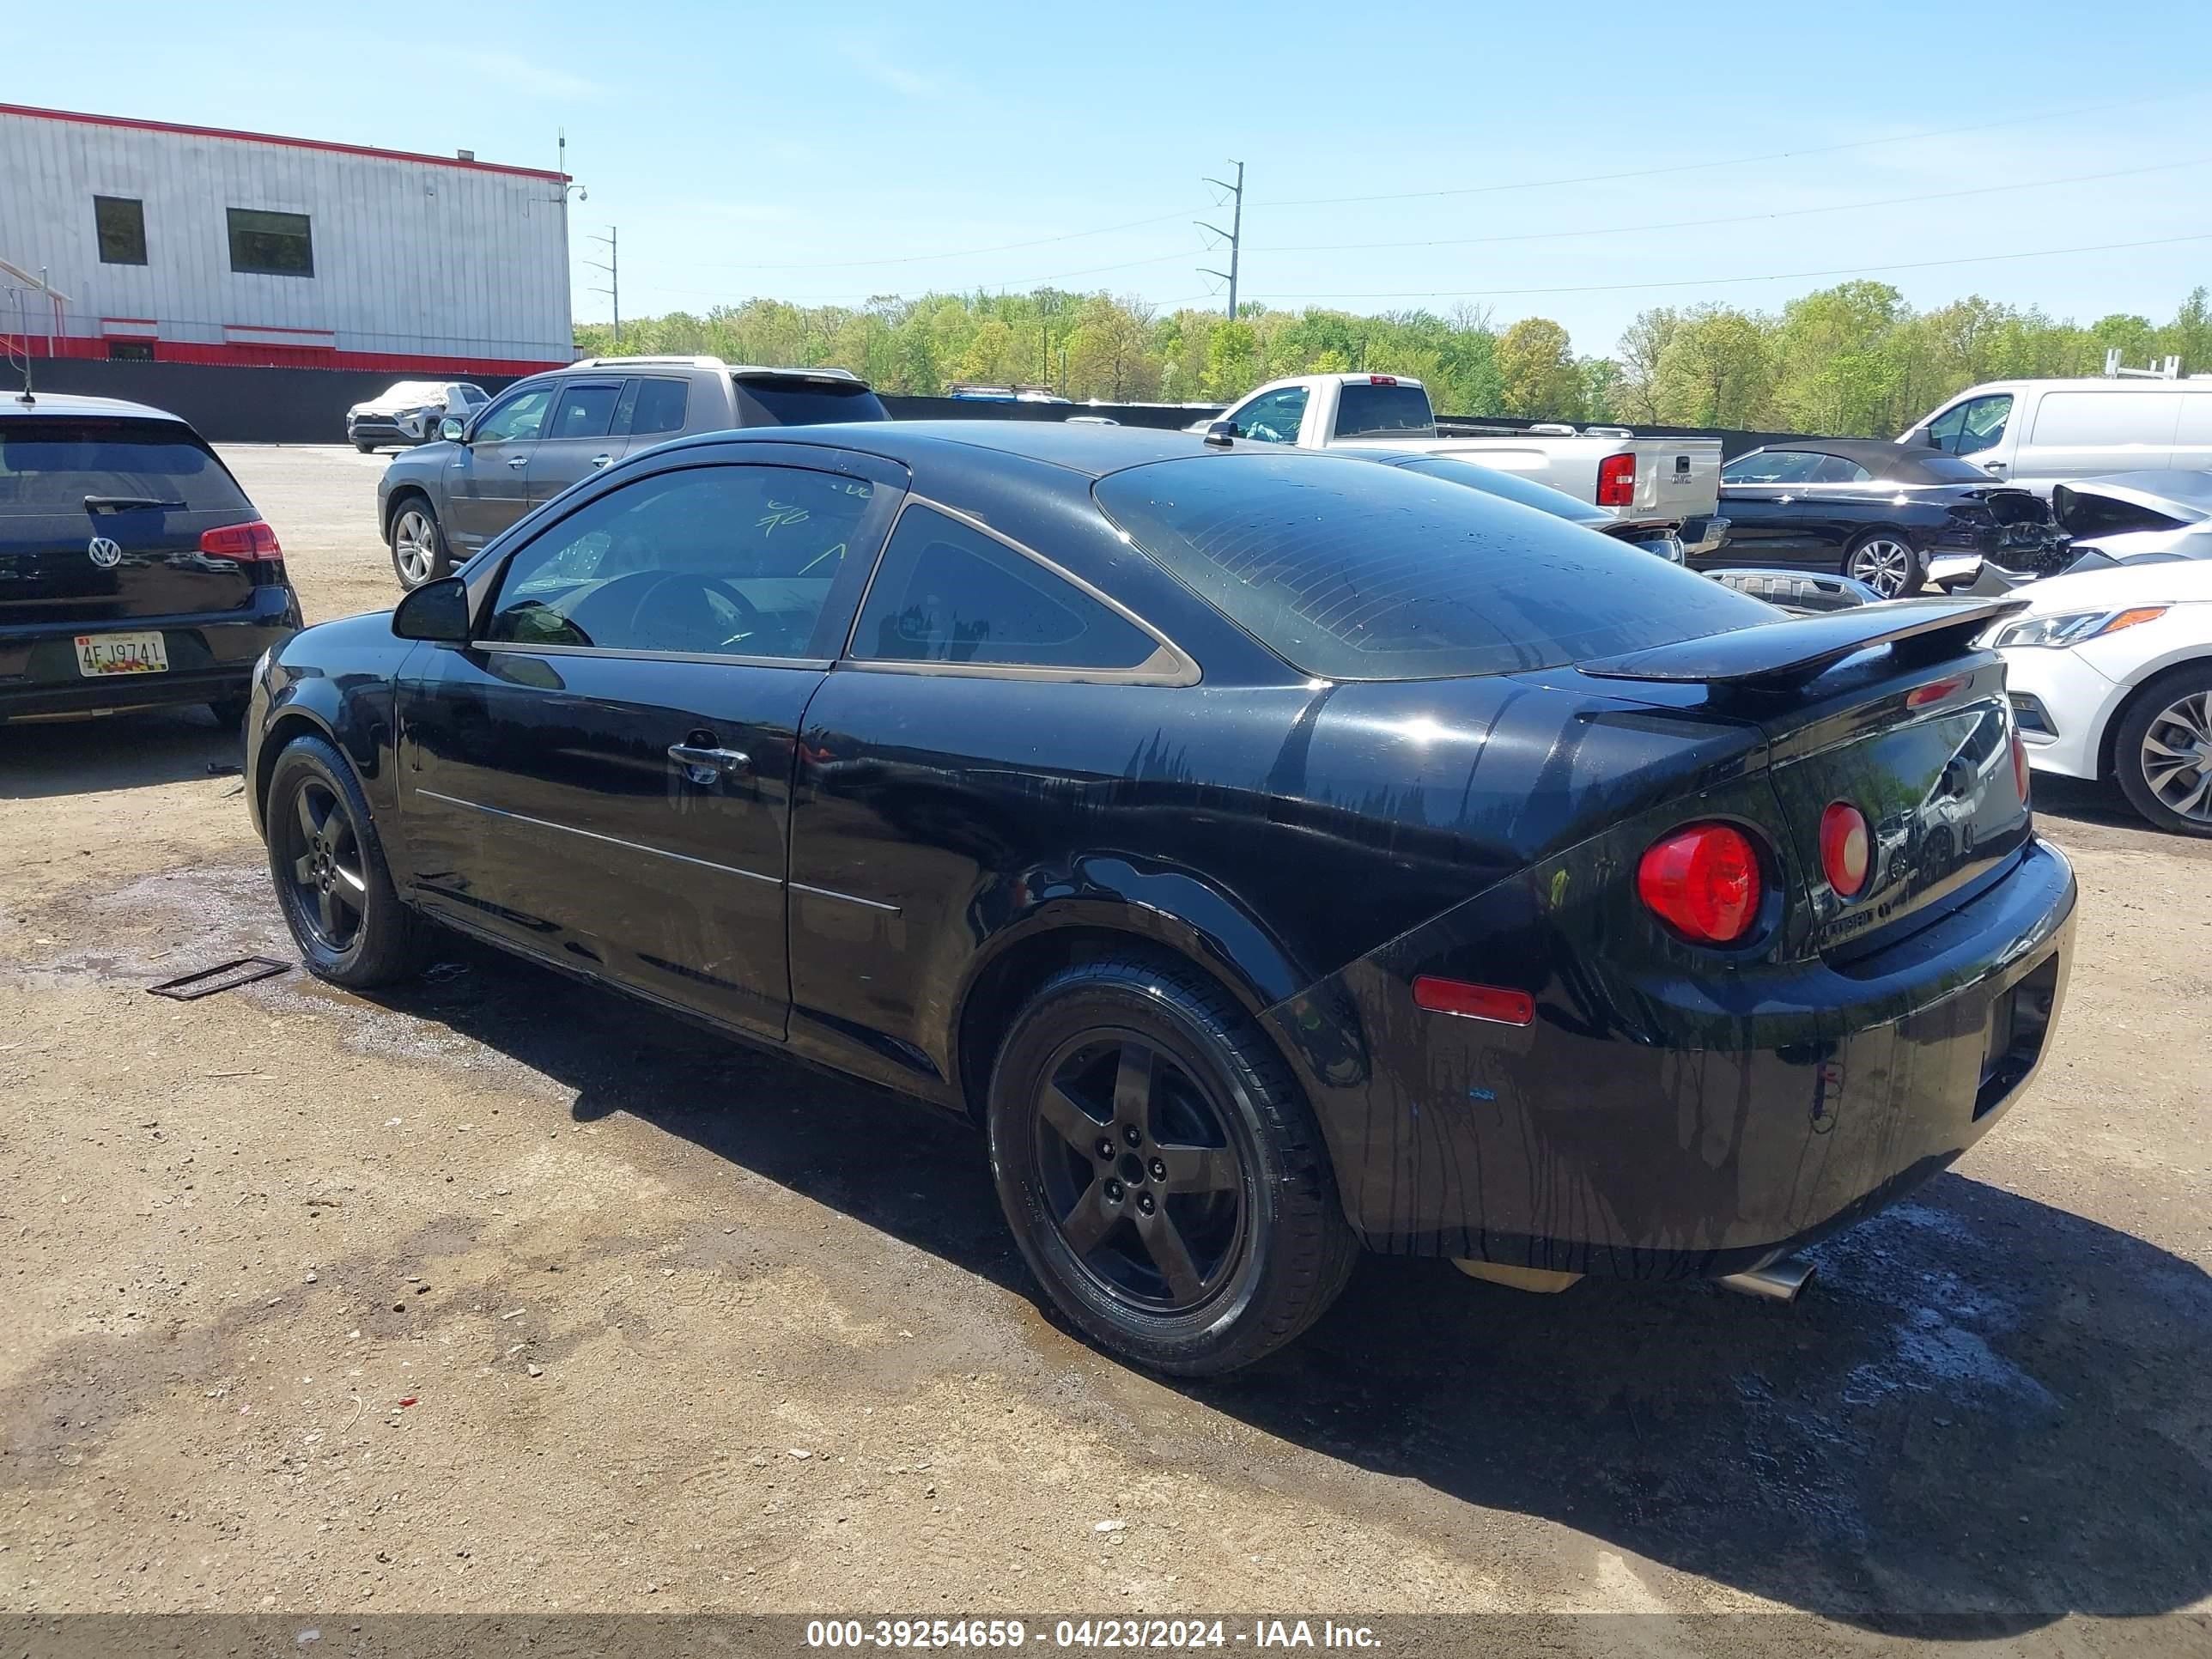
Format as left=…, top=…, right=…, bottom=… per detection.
left=448, top=49, right=605, bottom=100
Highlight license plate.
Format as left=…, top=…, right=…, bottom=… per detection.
left=74, top=631, right=170, bottom=676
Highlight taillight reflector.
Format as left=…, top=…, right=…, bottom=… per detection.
left=1412, top=975, right=1534, bottom=1026
left=1638, top=823, right=1761, bottom=944
left=200, top=520, right=283, bottom=562
left=1596, top=453, right=1636, bottom=507
left=1906, top=675, right=1967, bottom=708
left=2011, top=726, right=2031, bottom=805
left=1819, top=802, right=1871, bottom=897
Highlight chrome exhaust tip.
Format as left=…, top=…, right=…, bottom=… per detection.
left=1715, top=1254, right=1815, bottom=1303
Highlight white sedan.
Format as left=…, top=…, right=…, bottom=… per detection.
left=1996, top=559, right=2212, bottom=835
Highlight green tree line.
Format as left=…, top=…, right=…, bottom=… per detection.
left=574, top=282, right=2212, bottom=436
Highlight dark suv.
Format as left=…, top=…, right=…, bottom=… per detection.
left=375, top=357, right=890, bottom=587
left=0, top=392, right=301, bottom=727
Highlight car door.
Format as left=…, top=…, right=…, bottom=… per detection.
left=444, top=382, right=555, bottom=551
left=527, top=378, right=629, bottom=507
left=396, top=447, right=902, bottom=1037
left=1790, top=453, right=1881, bottom=562
left=1711, top=450, right=1823, bottom=566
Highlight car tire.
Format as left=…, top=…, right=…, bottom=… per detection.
left=389, top=497, right=450, bottom=590
left=1843, top=532, right=1924, bottom=599
left=2113, top=663, right=2212, bottom=836
left=265, top=732, right=430, bottom=988
left=355, top=441, right=378, bottom=454
left=985, top=953, right=1358, bottom=1376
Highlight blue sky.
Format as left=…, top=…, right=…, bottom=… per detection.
left=19, top=1, right=2212, bottom=356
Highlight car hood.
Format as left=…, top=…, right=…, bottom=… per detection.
left=350, top=397, right=438, bottom=416
left=2003, top=556, right=2212, bottom=617
left=2052, top=469, right=2212, bottom=532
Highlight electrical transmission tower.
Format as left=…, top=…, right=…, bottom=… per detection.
left=1197, top=161, right=1244, bottom=320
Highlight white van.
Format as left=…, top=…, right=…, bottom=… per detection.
left=1899, top=378, right=2212, bottom=492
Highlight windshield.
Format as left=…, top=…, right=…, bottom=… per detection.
left=1396, top=455, right=1609, bottom=525
left=732, top=378, right=890, bottom=426
left=0, top=420, right=252, bottom=514
left=1096, top=453, right=1770, bottom=681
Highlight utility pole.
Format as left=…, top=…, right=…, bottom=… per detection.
left=585, top=228, right=619, bottom=352
left=1197, top=160, right=1244, bottom=320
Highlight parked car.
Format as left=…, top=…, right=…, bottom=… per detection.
left=1334, top=449, right=1686, bottom=560
left=1899, top=375, right=2212, bottom=493
left=1197, top=373, right=1728, bottom=555
left=1705, top=568, right=1885, bottom=614
left=1700, top=439, right=2061, bottom=599
left=376, top=356, right=890, bottom=588
left=248, top=422, right=2075, bottom=1375
left=0, top=392, right=301, bottom=728
left=346, top=380, right=488, bottom=452
left=1994, top=558, right=2212, bottom=835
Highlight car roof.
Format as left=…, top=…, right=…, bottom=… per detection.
left=670, top=418, right=1272, bottom=478
left=0, top=390, right=188, bottom=423
left=1741, top=437, right=1978, bottom=483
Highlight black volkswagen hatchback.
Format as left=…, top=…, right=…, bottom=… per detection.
left=1, top=392, right=300, bottom=727
left=246, top=422, right=2076, bottom=1374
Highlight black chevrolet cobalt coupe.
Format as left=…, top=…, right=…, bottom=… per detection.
left=246, top=422, right=2076, bottom=1374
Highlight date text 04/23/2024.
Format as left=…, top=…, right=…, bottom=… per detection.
left=804, top=1620, right=1382, bottom=1650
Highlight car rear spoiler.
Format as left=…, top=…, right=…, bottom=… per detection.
left=1578, top=597, right=2027, bottom=691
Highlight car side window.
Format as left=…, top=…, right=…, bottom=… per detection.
left=1231, top=386, right=1309, bottom=445
left=1955, top=394, right=2013, bottom=456
left=1723, top=450, right=1822, bottom=484
left=480, top=464, right=888, bottom=659
left=548, top=382, right=621, bottom=440
left=471, top=386, right=553, bottom=445
left=849, top=505, right=1157, bottom=672
left=1812, top=454, right=1871, bottom=483
left=617, top=376, right=690, bottom=438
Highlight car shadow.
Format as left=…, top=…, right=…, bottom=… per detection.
left=2027, top=773, right=2144, bottom=832
left=0, top=706, right=240, bottom=800
left=364, top=939, right=2212, bottom=1634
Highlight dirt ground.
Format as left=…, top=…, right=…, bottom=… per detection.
left=3, top=447, right=2209, bottom=1648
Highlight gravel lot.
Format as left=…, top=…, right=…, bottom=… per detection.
left=3, top=446, right=2208, bottom=1648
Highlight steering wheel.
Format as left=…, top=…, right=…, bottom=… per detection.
left=620, top=572, right=764, bottom=653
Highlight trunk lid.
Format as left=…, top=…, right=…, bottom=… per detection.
left=0, top=416, right=263, bottom=628
left=1622, top=437, right=1723, bottom=521
left=1579, top=599, right=2033, bottom=954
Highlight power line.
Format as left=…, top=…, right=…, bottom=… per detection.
left=1241, top=230, right=2212, bottom=303
left=693, top=208, right=1199, bottom=272
left=1251, top=93, right=2192, bottom=210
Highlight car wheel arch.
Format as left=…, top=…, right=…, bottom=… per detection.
left=382, top=483, right=436, bottom=541
left=2100, top=653, right=2212, bottom=781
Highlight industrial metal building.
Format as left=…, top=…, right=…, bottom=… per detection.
left=0, top=103, right=572, bottom=374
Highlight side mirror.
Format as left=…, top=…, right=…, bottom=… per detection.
left=392, top=575, right=471, bottom=644
left=440, top=416, right=466, bottom=443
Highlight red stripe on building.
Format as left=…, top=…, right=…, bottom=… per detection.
left=3, top=332, right=566, bottom=376
left=0, top=102, right=568, bottom=181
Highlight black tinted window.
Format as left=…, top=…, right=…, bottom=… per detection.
left=1812, top=454, right=1872, bottom=483
left=624, top=377, right=690, bottom=436
left=549, top=383, right=621, bottom=439
left=731, top=378, right=889, bottom=426
left=0, top=421, right=251, bottom=514
left=227, top=207, right=313, bottom=276
left=1333, top=382, right=1436, bottom=438
left=1400, top=456, right=1608, bottom=524
left=94, top=196, right=146, bottom=264
left=1096, top=453, right=1770, bottom=681
left=851, top=506, right=1157, bottom=671
left=483, top=464, right=886, bottom=659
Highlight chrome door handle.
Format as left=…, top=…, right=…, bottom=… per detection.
left=591, top=453, right=613, bottom=469
left=507, top=454, right=529, bottom=469
left=668, top=743, right=752, bottom=783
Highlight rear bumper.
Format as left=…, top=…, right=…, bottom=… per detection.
left=0, top=586, right=300, bottom=720
left=1267, top=836, right=2077, bottom=1275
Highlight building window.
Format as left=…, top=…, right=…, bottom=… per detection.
left=94, top=196, right=147, bottom=265
left=106, top=340, right=155, bottom=362
left=227, top=208, right=314, bottom=277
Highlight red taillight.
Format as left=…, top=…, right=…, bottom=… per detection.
left=1819, top=802, right=1871, bottom=897
left=1638, top=823, right=1761, bottom=944
left=2011, top=726, right=2031, bottom=805
left=1369, top=374, right=1397, bottom=386
left=200, top=520, right=283, bottom=562
left=1412, top=975, right=1534, bottom=1026
left=1906, top=675, right=1968, bottom=709
left=1596, top=453, right=1636, bottom=507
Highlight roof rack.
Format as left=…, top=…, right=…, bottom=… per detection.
left=568, top=355, right=730, bottom=369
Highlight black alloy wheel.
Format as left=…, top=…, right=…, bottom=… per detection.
left=987, top=955, right=1358, bottom=1375
left=265, top=733, right=429, bottom=988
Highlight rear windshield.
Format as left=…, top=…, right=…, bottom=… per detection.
left=0, top=420, right=252, bottom=514
left=1095, top=453, right=1771, bottom=681
left=732, top=378, right=889, bottom=427
left=1334, top=382, right=1436, bottom=439
left=1397, top=455, right=1610, bottom=525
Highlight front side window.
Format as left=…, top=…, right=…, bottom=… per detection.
left=94, top=196, right=146, bottom=264
left=1723, top=450, right=1825, bottom=484
left=849, top=505, right=1158, bottom=672
left=482, top=463, right=888, bottom=659
left=471, top=386, right=554, bottom=445
left=548, top=382, right=622, bottom=440
left=1956, top=394, right=2014, bottom=455
left=227, top=208, right=313, bottom=276
left=1230, top=386, right=1309, bottom=445
left=1097, top=453, right=1770, bottom=682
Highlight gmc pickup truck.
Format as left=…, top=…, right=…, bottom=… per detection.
left=1201, top=373, right=1727, bottom=555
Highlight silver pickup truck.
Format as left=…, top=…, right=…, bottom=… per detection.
left=1201, top=373, right=1728, bottom=555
